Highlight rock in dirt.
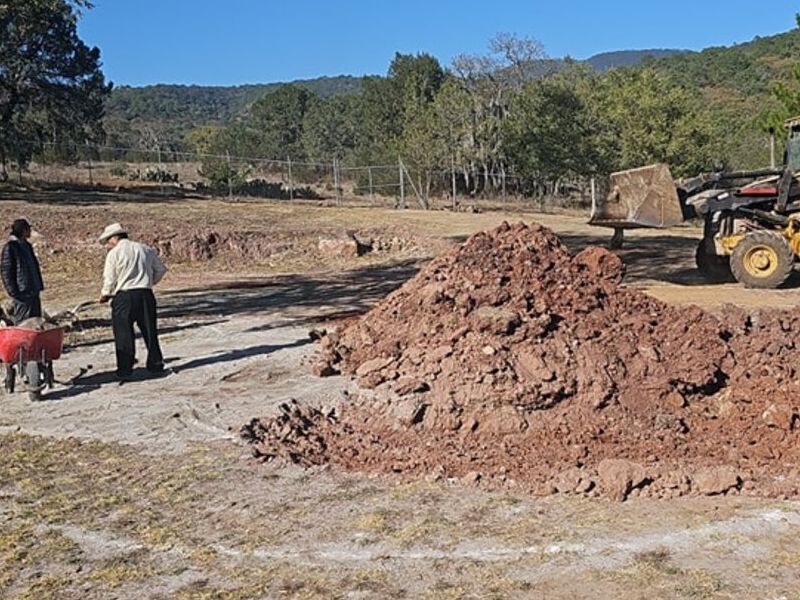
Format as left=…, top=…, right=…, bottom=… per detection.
left=597, top=459, right=649, bottom=502
left=312, top=362, right=339, bottom=377
left=317, top=234, right=367, bottom=259
left=554, top=467, right=594, bottom=494
left=762, top=402, right=796, bottom=430
left=392, top=377, right=429, bottom=396
left=691, top=466, right=741, bottom=495
left=355, top=356, right=395, bottom=377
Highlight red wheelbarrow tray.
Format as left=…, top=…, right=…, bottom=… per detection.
left=0, top=327, right=64, bottom=364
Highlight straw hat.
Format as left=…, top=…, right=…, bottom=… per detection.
left=98, top=223, right=127, bottom=244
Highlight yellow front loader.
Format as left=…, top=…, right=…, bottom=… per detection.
left=589, top=118, right=800, bottom=289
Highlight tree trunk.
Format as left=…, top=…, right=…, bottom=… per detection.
left=424, top=170, right=432, bottom=208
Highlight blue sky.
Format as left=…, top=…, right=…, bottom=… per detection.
left=78, top=1, right=800, bottom=87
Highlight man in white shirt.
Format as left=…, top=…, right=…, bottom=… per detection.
left=98, top=223, right=167, bottom=379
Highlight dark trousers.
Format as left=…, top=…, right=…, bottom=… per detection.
left=111, top=288, right=163, bottom=376
left=9, top=295, right=41, bottom=325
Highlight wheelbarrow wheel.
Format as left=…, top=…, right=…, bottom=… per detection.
left=26, top=362, right=42, bottom=401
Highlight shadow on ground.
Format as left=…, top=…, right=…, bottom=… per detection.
left=559, top=231, right=800, bottom=289
left=173, top=338, right=311, bottom=373
left=160, top=259, right=424, bottom=320
left=0, top=182, right=200, bottom=206
left=44, top=365, right=174, bottom=401
left=65, top=318, right=228, bottom=350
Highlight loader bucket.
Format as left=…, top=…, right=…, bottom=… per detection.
left=590, top=163, right=684, bottom=228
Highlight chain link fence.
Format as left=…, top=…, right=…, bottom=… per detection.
left=9, top=141, right=595, bottom=212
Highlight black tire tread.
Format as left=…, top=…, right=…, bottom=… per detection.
left=695, top=238, right=734, bottom=283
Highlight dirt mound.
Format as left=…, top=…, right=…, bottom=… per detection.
left=150, top=230, right=295, bottom=263
left=149, top=228, right=434, bottom=264
left=243, top=222, right=800, bottom=500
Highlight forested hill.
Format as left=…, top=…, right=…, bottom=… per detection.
left=654, top=29, right=800, bottom=94
left=585, top=49, right=687, bottom=71
left=106, top=75, right=363, bottom=126
left=103, top=51, right=684, bottom=134
left=650, top=27, right=800, bottom=168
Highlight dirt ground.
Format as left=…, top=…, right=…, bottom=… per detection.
left=1, top=190, right=800, bottom=599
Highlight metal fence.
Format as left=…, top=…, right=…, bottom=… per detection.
left=9, top=140, right=595, bottom=211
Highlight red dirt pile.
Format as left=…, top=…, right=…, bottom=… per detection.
left=242, top=222, right=800, bottom=500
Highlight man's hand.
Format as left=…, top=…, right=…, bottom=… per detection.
left=98, top=294, right=111, bottom=304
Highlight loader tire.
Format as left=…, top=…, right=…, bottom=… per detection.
left=730, top=231, right=794, bottom=289
left=695, top=238, right=733, bottom=283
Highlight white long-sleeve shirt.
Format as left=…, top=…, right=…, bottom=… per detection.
left=101, top=239, right=167, bottom=296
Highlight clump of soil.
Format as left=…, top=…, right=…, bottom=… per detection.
left=243, top=222, right=800, bottom=500
left=150, top=230, right=296, bottom=263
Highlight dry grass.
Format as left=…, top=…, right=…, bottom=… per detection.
left=606, top=547, right=738, bottom=600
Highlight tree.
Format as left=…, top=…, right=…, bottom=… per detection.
left=451, top=33, right=550, bottom=194
left=301, top=94, right=361, bottom=162
left=391, top=53, right=447, bottom=206
left=246, top=84, right=311, bottom=159
left=430, top=79, right=474, bottom=189
left=504, top=71, right=592, bottom=193
left=354, top=75, right=401, bottom=167
left=388, top=52, right=446, bottom=113
left=186, top=125, right=224, bottom=157
left=584, top=68, right=714, bottom=177
left=0, top=0, right=111, bottom=179
left=763, top=63, right=800, bottom=131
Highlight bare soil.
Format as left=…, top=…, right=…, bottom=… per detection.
left=1, top=188, right=799, bottom=598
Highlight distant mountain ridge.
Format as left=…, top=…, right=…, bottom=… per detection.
left=106, top=75, right=363, bottom=126
left=104, top=49, right=687, bottom=131
left=584, top=49, right=689, bottom=71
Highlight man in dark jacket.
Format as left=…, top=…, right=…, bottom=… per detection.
left=1, top=219, right=44, bottom=325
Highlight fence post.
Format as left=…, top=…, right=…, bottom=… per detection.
left=368, top=166, right=374, bottom=202
left=331, top=159, right=336, bottom=205
left=501, top=165, right=506, bottom=201
left=400, top=160, right=427, bottom=210
left=157, top=145, right=165, bottom=195
left=770, top=128, right=776, bottom=168
left=333, top=158, right=342, bottom=206
left=398, top=158, right=405, bottom=209
left=226, top=150, right=233, bottom=200
left=287, top=156, right=294, bottom=200
left=451, top=157, right=457, bottom=211
left=87, top=144, right=93, bottom=186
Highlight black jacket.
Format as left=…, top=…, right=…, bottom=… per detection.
left=1, top=236, right=44, bottom=299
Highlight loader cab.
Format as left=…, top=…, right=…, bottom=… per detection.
left=784, top=116, right=800, bottom=173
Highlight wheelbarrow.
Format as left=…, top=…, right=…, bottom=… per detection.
left=0, top=326, right=64, bottom=401
left=0, top=299, right=94, bottom=401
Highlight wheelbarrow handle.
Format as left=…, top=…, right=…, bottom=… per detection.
left=70, top=299, right=97, bottom=315
left=47, top=299, right=97, bottom=321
